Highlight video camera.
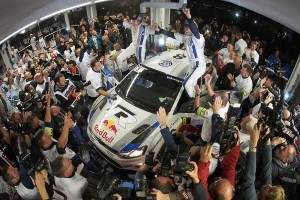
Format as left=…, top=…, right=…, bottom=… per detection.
left=211, top=102, right=240, bottom=156
left=17, top=91, right=45, bottom=112
left=173, top=138, right=193, bottom=177
left=87, top=171, right=132, bottom=200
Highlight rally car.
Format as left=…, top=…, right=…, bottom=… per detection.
left=87, top=49, right=212, bottom=170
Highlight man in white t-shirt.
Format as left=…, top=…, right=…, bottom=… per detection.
left=230, top=64, right=253, bottom=101
left=218, top=41, right=234, bottom=61
left=244, top=41, right=259, bottom=64
left=238, top=114, right=257, bottom=154
left=110, top=42, right=128, bottom=76
left=51, top=157, right=88, bottom=200
left=2, top=164, right=40, bottom=200
left=75, top=43, right=92, bottom=82
left=86, top=59, right=114, bottom=100
left=235, top=32, right=247, bottom=56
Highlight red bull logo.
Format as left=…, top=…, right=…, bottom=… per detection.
left=93, top=120, right=119, bottom=144
left=94, top=124, right=114, bottom=144
left=103, top=120, right=118, bottom=135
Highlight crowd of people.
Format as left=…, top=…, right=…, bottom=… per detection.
left=0, top=4, right=299, bottom=200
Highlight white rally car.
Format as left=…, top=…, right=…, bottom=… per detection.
left=87, top=49, right=212, bottom=170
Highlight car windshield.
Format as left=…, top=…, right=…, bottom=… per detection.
left=116, top=65, right=182, bottom=113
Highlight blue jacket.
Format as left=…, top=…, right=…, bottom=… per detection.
left=238, top=145, right=272, bottom=200
left=88, top=34, right=102, bottom=51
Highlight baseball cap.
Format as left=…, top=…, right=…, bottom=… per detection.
left=183, top=23, right=190, bottom=28
left=132, top=14, right=143, bottom=21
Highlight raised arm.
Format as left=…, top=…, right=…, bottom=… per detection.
left=182, top=7, right=200, bottom=39
left=239, top=124, right=261, bottom=199
left=157, top=107, right=178, bottom=156
left=57, top=113, right=74, bottom=149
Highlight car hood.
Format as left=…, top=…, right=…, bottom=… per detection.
left=88, top=97, right=158, bottom=152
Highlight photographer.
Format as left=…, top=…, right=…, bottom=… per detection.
left=197, top=96, right=240, bottom=199
left=156, top=107, right=209, bottom=200
left=238, top=123, right=286, bottom=200
left=33, top=71, right=49, bottom=95
left=53, top=72, right=89, bottom=118
left=1, top=163, right=40, bottom=199
left=50, top=156, right=88, bottom=200
left=150, top=162, right=207, bottom=200
left=194, top=75, right=229, bottom=144
left=272, top=137, right=299, bottom=198
left=35, top=94, right=96, bottom=176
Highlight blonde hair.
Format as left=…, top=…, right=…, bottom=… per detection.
left=266, top=185, right=285, bottom=200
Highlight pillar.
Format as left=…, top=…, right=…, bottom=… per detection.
left=64, top=12, right=71, bottom=31
left=86, top=4, right=98, bottom=22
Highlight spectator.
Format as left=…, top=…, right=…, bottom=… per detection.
left=75, top=41, right=91, bottom=82
left=244, top=41, right=260, bottom=64
left=267, top=49, right=281, bottom=71
left=88, top=28, right=102, bottom=55
left=218, top=41, right=234, bottom=61
left=110, top=42, right=128, bottom=77
left=235, top=32, right=248, bottom=56
left=215, top=55, right=243, bottom=90
left=85, top=59, right=112, bottom=101
left=194, top=76, right=229, bottom=143
left=230, top=63, right=253, bottom=101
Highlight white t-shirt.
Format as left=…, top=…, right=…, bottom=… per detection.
left=219, top=48, right=230, bottom=60
left=245, top=49, right=259, bottom=64
left=15, top=182, right=40, bottom=200
left=35, top=78, right=50, bottom=95
left=235, top=38, right=247, bottom=56
left=239, top=129, right=250, bottom=154
left=110, top=49, right=128, bottom=72
left=235, top=74, right=253, bottom=99
left=200, top=103, right=229, bottom=142
left=42, top=140, right=76, bottom=162
left=54, top=173, right=88, bottom=200
left=64, top=46, right=76, bottom=61
left=76, top=51, right=91, bottom=81
left=86, top=68, right=104, bottom=98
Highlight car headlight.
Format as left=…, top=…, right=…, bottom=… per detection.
left=118, top=146, right=147, bottom=159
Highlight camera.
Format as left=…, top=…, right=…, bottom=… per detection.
left=17, top=92, right=45, bottom=112
left=144, top=152, right=155, bottom=166
left=211, top=103, right=240, bottom=156
left=159, top=153, right=172, bottom=177
left=173, top=142, right=193, bottom=176
left=87, top=171, right=133, bottom=200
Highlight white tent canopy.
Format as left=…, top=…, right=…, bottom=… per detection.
left=223, top=0, right=300, bottom=34
left=0, top=0, right=299, bottom=44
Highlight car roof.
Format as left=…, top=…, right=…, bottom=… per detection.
left=142, top=49, right=211, bottom=80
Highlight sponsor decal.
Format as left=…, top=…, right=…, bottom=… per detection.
left=103, top=119, right=118, bottom=135
left=94, top=124, right=114, bottom=144
left=108, top=105, right=137, bottom=129
left=158, top=60, right=173, bottom=67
